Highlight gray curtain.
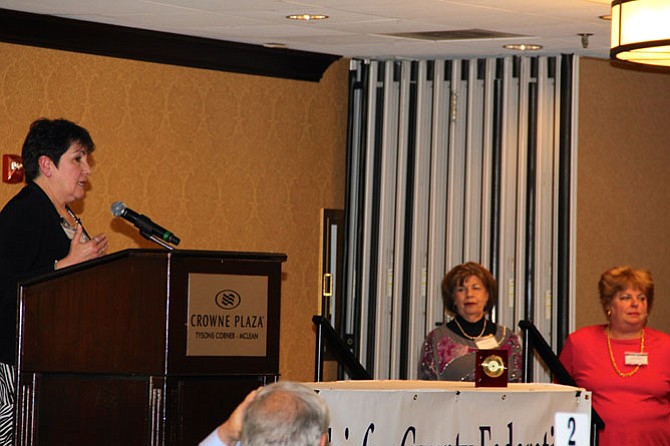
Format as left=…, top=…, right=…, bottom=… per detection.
left=341, top=55, right=578, bottom=381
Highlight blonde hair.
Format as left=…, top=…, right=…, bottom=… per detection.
left=598, top=266, right=654, bottom=313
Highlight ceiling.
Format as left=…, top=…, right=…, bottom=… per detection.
left=0, top=0, right=614, bottom=60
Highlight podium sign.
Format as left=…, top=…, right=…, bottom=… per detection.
left=187, top=273, right=268, bottom=356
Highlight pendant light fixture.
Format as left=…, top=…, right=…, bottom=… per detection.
left=610, top=0, right=670, bottom=67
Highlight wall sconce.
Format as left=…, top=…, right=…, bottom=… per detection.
left=611, top=0, right=670, bottom=67
left=3, top=154, right=24, bottom=184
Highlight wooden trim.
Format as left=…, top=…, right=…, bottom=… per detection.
left=0, top=7, right=340, bottom=82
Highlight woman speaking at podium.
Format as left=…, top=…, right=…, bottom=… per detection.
left=418, top=262, right=522, bottom=382
left=0, top=118, right=109, bottom=445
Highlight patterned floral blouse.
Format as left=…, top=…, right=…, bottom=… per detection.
left=418, top=321, right=523, bottom=382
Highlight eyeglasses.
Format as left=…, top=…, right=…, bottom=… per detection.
left=65, top=205, right=91, bottom=241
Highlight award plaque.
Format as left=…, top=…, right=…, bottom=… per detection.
left=475, top=349, right=509, bottom=387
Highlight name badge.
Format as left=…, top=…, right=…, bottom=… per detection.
left=625, top=352, right=648, bottom=366
left=476, top=335, right=499, bottom=350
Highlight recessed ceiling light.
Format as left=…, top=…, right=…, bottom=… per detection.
left=503, top=43, right=543, bottom=51
left=286, top=14, right=329, bottom=21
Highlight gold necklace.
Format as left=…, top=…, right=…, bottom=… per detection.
left=606, top=326, right=644, bottom=378
left=454, top=317, right=487, bottom=340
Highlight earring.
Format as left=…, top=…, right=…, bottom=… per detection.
left=606, top=309, right=611, bottom=317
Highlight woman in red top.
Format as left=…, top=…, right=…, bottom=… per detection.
left=559, top=266, right=670, bottom=445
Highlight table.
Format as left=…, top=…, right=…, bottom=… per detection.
left=307, top=380, right=592, bottom=446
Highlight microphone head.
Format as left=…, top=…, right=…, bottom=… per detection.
left=111, top=201, right=126, bottom=217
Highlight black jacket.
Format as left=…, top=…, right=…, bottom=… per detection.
left=0, top=182, right=70, bottom=364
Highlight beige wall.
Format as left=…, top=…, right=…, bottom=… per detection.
left=0, top=42, right=349, bottom=382
left=3, top=43, right=670, bottom=380
left=577, top=57, right=670, bottom=332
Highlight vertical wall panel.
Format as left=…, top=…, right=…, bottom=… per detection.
left=343, top=60, right=366, bottom=342
left=355, top=60, right=379, bottom=370
left=344, top=55, right=577, bottom=380
left=534, top=58, right=557, bottom=382
left=514, top=57, right=530, bottom=332
left=372, top=61, right=400, bottom=377
left=426, top=61, right=450, bottom=330
left=479, top=59, right=496, bottom=268
left=463, top=60, right=484, bottom=262
left=407, top=60, right=433, bottom=377
left=389, top=61, right=412, bottom=378
left=568, top=58, right=580, bottom=338
left=497, top=57, right=520, bottom=328
left=445, top=61, right=465, bottom=270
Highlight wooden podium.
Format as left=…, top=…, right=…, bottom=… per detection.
left=15, top=249, right=286, bottom=446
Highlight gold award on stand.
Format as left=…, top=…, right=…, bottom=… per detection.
left=475, top=349, right=509, bottom=387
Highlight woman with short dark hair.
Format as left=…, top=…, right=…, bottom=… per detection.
left=0, top=118, right=109, bottom=445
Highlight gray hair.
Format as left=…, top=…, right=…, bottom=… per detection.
left=241, top=381, right=330, bottom=446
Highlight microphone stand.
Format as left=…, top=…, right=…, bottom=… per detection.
left=140, top=230, right=176, bottom=251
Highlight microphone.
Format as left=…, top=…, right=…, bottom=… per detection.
left=111, top=201, right=180, bottom=246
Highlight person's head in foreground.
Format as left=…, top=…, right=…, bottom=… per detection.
left=242, top=381, right=330, bottom=446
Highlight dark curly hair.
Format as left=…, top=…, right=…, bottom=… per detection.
left=21, top=118, right=94, bottom=182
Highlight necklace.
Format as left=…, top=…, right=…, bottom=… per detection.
left=454, top=317, right=487, bottom=340
left=606, top=326, right=644, bottom=378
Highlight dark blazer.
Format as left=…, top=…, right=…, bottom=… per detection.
left=0, top=182, right=70, bottom=364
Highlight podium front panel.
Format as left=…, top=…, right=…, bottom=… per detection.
left=16, top=249, right=286, bottom=446
left=167, top=374, right=277, bottom=445
left=20, top=373, right=153, bottom=445
left=19, top=253, right=168, bottom=374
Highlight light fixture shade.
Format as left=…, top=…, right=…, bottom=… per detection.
left=611, top=0, right=670, bottom=66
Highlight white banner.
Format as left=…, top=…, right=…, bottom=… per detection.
left=308, top=381, right=591, bottom=446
